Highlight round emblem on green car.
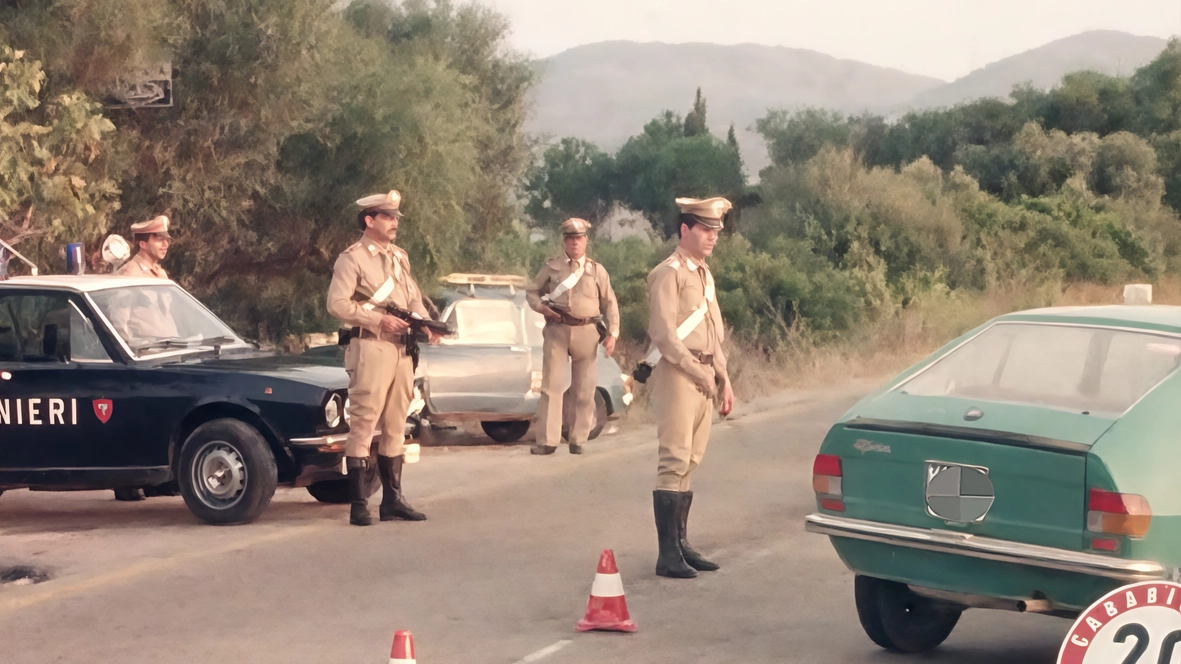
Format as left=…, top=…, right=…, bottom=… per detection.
left=925, top=462, right=995, bottom=523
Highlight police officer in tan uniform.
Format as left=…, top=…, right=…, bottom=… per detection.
left=115, top=215, right=172, bottom=279
left=645, top=197, right=736, bottom=578
left=327, top=190, right=440, bottom=526
left=111, top=215, right=174, bottom=502
left=526, top=218, right=620, bottom=455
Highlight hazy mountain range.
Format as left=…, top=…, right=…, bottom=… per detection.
left=525, top=30, right=1170, bottom=176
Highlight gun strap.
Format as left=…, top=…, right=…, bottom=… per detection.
left=642, top=272, right=715, bottom=366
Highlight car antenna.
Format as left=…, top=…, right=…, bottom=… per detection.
left=0, top=237, right=40, bottom=279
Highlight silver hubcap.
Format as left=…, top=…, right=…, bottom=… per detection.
left=192, top=441, right=247, bottom=508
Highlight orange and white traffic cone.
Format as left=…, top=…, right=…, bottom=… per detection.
left=390, top=630, right=416, bottom=664
left=575, top=549, right=637, bottom=633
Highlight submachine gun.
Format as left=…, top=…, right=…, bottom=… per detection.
left=339, top=288, right=454, bottom=370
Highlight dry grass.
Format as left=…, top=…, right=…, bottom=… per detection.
left=617, top=277, right=1181, bottom=418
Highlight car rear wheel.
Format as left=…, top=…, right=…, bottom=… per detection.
left=855, top=576, right=961, bottom=653
left=306, top=461, right=380, bottom=504
left=562, top=390, right=609, bottom=441
left=178, top=419, right=277, bottom=525
left=481, top=420, right=531, bottom=443
left=854, top=575, right=896, bottom=650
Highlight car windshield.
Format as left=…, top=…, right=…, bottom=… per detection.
left=899, top=322, right=1181, bottom=415
left=446, top=300, right=525, bottom=345
left=88, top=284, right=244, bottom=356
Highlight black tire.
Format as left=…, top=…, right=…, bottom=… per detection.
left=561, top=390, right=609, bottom=441
left=177, top=419, right=278, bottom=525
left=306, top=462, right=380, bottom=504
left=481, top=420, right=530, bottom=443
left=854, top=575, right=897, bottom=650
left=867, top=577, right=962, bottom=653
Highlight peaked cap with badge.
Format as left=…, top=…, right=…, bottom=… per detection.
left=560, top=217, right=590, bottom=237
left=130, top=215, right=171, bottom=238
left=675, top=196, right=732, bottom=230
left=356, top=190, right=404, bottom=217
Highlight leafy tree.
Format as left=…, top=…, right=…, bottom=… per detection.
left=683, top=87, right=707, bottom=137
left=523, top=137, right=615, bottom=224
left=755, top=107, right=851, bottom=168
left=0, top=45, right=123, bottom=272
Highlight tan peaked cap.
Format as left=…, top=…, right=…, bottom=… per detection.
left=130, top=215, right=171, bottom=237
left=560, top=217, right=590, bottom=236
left=675, top=196, right=732, bottom=229
left=356, top=190, right=404, bottom=216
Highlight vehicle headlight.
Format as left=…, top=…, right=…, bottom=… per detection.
left=343, top=397, right=350, bottom=425
left=325, top=394, right=343, bottom=428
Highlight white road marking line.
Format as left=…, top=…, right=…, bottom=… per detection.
left=514, top=640, right=572, bottom=663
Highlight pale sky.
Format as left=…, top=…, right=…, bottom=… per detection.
left=481, top=0, right=1180, bottom=81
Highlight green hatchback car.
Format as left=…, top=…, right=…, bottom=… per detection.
left=805, top=303, right=1181, bottom=653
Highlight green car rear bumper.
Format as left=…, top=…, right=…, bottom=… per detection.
left=806, top=513, right=1167, bottom=612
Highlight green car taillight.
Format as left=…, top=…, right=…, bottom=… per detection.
left=813, top=453, right=843, bottom=512
left=1087, top=488, right=1152, bottom=541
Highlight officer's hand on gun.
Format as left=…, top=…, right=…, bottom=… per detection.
left=537, top=304, right=563, bottom=322
left=380, top=314, right=411, bottom=335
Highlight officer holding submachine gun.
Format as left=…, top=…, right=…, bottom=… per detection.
left=326, top=189, right=444, bottom=527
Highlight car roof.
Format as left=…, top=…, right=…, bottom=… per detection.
left=996, top=304, right=1181, bottom=335
left=0, top=275, right=170, bottom=292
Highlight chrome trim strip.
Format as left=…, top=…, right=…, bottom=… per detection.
left=289, top=430, right=383, bottom=447
left=804, top=513, right=1165, bottom=582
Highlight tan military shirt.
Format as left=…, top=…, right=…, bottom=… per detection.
left=109, top=253, right=177, bottom=344
left=526, top=253, right=620, bottom=337
left=326, top=235, right=429, bottom=342
left=646, top=247, right=729, bottom=383
left=114, top=253, right=169, bottom=279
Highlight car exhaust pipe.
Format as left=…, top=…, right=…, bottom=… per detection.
left=1016, top=599, right=1052, bottom=613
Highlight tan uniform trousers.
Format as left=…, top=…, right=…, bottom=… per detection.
left=343, top=337, right=414, bottom=458
left=653, top=358, right=714, bottom=491
left=536, top=322, right=599, bottom=447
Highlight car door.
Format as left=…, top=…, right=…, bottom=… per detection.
left=419, top=298, right=534, bottom=415
left=0, top=289, right=150, bottom=478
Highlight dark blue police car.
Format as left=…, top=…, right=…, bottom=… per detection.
left=0, top=275, right=390, bottom=524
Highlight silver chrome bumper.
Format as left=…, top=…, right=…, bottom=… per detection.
left=289, top=429, right=387, bottom=449
left=805, top=513, right=1166, bottom=582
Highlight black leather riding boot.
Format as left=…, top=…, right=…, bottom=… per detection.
left=679, top=491, right=719, bottom=571
left=653, top=490, right=697, bottom=578
left=378, top=455, right=427, bottom=521
left=346, top=456, right=372, bottom=526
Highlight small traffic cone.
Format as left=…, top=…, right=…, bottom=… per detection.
left=575, top=549, right=637, bottom=633
left=389, top=630, right=416, bottom=664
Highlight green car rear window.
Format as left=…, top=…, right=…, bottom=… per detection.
left=899, top=323, right=1181, bottom=415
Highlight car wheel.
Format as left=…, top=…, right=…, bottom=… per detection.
left=562, top=390, right=609, bottom=441
left=306, top=461, right=380, bottom=504
left=870, top=577, right=962, bottom=653
left=177, top=419, right=278, bottom=525
left=481, top=420, right=531, bottom=443
left=854, top=575, right=897, bottom=650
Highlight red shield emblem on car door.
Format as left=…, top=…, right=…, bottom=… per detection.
left=93, top=399, right=113, bottom=424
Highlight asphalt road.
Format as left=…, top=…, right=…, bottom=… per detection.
left=0, top=380, right=1073, bottom=664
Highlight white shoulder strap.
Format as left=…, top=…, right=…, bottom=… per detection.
left=643, top=273, right=714, bottom=365
left=360, top=277, right=396, bottom=312
left=542, top=262, right=585, bottom=303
